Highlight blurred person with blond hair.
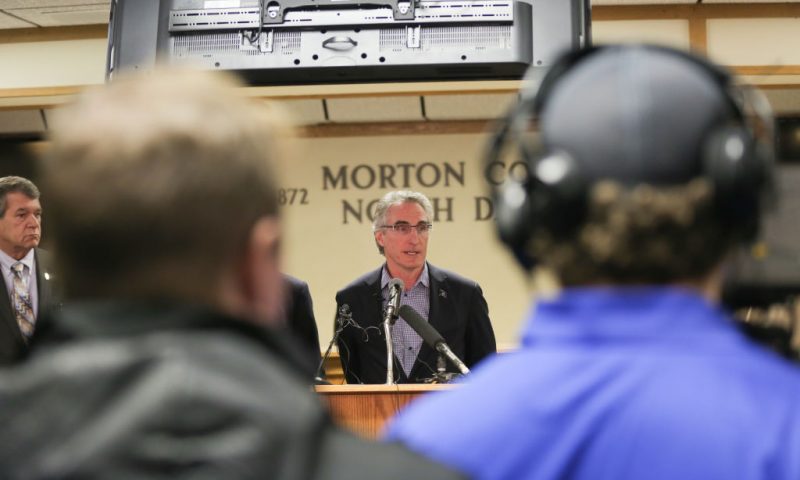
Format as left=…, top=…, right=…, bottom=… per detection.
left=0, top=69, right=462, bottom=480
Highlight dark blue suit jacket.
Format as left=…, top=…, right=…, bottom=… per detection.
left=335, top=263, right=496, bottom=384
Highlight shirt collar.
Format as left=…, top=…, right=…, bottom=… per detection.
left=0, top=248, right=34, bottom=273
left=381, top=263, right=429, bottom=290
left=521, top=286, right=735, bottom=346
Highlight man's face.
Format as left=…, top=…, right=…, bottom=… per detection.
left=0, top=192, right=42, bottom=260
left=375, top=201, right=430, bottom=276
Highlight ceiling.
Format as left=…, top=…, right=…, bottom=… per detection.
left=3, top=0, right=799, bottom=30
left=0, top=1, right=110, bottom=29
left=1, top=0, right=799, bottom=137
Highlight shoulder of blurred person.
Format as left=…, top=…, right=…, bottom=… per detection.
left=0, top=300, right=462, bottom=479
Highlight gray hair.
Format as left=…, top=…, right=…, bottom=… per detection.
left=372, top=190, right=434, bottom=255
left=0, top=176, right=40, bottom=217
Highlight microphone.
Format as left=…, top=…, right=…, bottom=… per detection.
left=398, top=304, right=470, bottom=375
left=384, top=278, right=404, bottom=325
left=383, top=278, right=404, bottom=384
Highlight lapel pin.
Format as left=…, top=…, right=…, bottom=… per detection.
left=439, top=289, right=447, bottom=299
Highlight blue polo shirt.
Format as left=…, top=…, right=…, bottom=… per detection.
left=386, top=287, right=800, bottom=480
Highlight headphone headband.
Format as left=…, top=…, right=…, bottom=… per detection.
left=487, top=44, right=776, bottom=271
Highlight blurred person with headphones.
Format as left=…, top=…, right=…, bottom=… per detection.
left=386, top=45, right=800, bottom=480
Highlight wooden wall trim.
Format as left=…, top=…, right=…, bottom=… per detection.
left=300, top=120, right=492, bottom=138
left=593, top=4, right=800, bottom=21
left=0, top=81, right=523, bottom=106
left=244, top=80, right=522, bottom=100
left=2, top=69, right=797, bottom=104
left=0, top=24, right=107, bottom=44
left=735, top=66, right=800, bottom=76
left=0, top=86, right=83, bottom=99
left=688, top=16, right=708, bottom=54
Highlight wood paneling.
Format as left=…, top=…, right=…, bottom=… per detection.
left=315, top=384, right=452, bottom=438
left=301, top=120, right=492, bottom=138
left=593, top=4, right=800, bottom=21
left=0, top=23, right=105, bottom=44
left=688, top=15, right=708, bottom=53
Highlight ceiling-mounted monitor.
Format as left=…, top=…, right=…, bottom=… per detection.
left=106, top=0, right=589, bottom=85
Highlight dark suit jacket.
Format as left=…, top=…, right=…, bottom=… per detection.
left=0, top=248, right=60, bottom=365
left=283, top=275, right=322, bottom=372
left=335, top=263, right=496, bottom=384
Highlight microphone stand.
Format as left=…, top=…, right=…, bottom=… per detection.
left=423, top=355, right=462, bottom=384
left=383, top=279, right=404, bottom=385
left=314, top=335, right=337, bottom=385
left=384, top=315, right=395, bottom=384
left=315, top=304, right=350, bottom=384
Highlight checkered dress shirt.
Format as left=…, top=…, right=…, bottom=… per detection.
left=381, top=264, right=430, bottom=378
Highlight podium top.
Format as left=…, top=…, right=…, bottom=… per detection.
left=314, top=383, right=454, bottom=395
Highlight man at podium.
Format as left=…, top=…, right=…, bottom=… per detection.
left=335, top=190, right=496, bottom=384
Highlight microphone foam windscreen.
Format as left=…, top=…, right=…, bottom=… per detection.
left=398, top=304, right=444, bottom=348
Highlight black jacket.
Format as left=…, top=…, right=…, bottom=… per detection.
left=335, top=263, right=496, bottom=384
left=283, top=275, right=322, bottom=371
left=0, top=248, right=61, bottom=365
left=0, top=301, right=464, bottom=479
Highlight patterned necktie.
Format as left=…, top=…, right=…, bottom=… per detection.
left=11, top=262, right=34, bottom=340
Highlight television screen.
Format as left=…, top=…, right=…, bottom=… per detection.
left=106, top=0, right=589, bottom=85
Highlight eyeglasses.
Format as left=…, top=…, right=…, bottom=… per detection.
left=379, top=222, right=433, bottom=235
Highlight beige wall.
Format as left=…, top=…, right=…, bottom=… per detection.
left=279, top=133, right=532, bottom=348
left=592, top=19, right=691, bottom=49
left=0, top=38, right=106, bottom=89
left=707, top=18, right=800, bottom=66
left=2, top=3, right=799, bottom=350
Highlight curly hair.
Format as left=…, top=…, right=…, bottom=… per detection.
left=530, top=179, right=736, bottom=286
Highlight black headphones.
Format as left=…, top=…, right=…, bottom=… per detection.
left=486, top=44, right=776, bottom=270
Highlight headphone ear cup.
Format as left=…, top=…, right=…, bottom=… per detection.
left=529, top=151, right=588, bottom=237
left=493, top=149, right=588, bottom=270
left=494, top=176, right=536, bottom=270
left=487, top=49, right=598, bottom=272
left=703, top=125, right=766, bottom=241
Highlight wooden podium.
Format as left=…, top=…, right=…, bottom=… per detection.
left=315, top=384, right=452, bottom=439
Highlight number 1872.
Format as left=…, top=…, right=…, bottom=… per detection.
left=279, top=188, right=309, bottom=206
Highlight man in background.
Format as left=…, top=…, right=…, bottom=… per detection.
left=283, top=274, right=322, bottom=372
left=0, top=176, right=58, bottom=364
left=336, top=190, right=495, bottom=384
left=387, top=45, right=800, bottom=479
left=0, top=70, right=461, bottom=479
